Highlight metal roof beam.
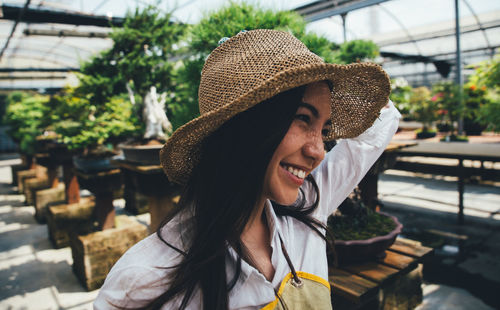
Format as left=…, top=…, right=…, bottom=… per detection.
left=377, top=19, right=500, bottom=47
left=0, top=4, right=124, bottom=27
left=294, top=0, right=391, bottom=22
left=23, top=28, right=109, bottom=38
left=0, top=67, right=79, bottom=72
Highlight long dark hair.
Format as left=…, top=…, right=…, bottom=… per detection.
left=145, top=85, right=334, bottom=309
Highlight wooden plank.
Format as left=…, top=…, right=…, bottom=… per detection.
left=377, top=250, right=417, bottom=271
left=342, top=262, right=400, bottom=284
left=389, top=239, right=433, bottom=260
left=329, top=268, right=379, bottom=303
left=111, top=159, right=162, bottom=174
left=75, top=168, right=121, bottom=179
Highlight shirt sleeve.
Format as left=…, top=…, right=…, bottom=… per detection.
left=310, top=100, right=401, bottom=221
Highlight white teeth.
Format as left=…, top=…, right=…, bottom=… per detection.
left=283, top=165, right=306, bottom=179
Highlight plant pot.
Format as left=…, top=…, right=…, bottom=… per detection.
left=119, top=144, right=163, bottom=166
left=333, top=213, right=403, bottom=265
left=73, top=156, right=117, bottom=173
left=416, top=131, right=436, bottom=139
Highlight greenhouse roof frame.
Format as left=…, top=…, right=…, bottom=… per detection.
left=0, top=0, right=499, bottom=90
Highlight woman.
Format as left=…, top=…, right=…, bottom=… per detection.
left=95, top=29, right=400, bottom=309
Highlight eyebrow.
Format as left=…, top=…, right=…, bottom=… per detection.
left=298, top=102, right=332, bottom=126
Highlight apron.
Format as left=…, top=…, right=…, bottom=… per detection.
left=260, top=236, right=333, bottom=310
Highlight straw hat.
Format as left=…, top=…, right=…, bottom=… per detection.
left=160, top=29, right=390, bottom=184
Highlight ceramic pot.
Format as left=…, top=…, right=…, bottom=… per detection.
left=119, top=144, right=162, bottom=166
left=333, top=212, right=403, bottom=265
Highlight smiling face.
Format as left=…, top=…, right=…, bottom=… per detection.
left=262, top=81, right=332, bottom=205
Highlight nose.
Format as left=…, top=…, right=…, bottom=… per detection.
left=303, top=133, right=325, bottom=163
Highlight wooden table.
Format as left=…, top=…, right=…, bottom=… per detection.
left=112, top=159, right=180, bottom=232
left=395, top=142, right=500, bottom=224
left=329, top=237, right=433, bottom=309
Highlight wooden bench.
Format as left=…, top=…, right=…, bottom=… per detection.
left=329, top=238, right=434, bottom=309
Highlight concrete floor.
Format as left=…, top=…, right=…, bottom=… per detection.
left=0, top=155, right=499, bottom=309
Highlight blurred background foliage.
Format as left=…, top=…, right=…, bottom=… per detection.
left=4, top=3, right=499, bottom=157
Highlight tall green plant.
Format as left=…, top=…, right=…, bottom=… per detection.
left=467, top=54, right=500, bottom=132
left=169, top=2, right=342, bottom=130
left=49, top=88, right=140, bottom=154
left=4, top=92, right=50, bottom=155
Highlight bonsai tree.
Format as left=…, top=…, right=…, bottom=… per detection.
left=168, top=2, right=344, bottom=130
left=410, top=86, right=438, bottom=138
left=105, top=6, right=185, bottom=142
left=48, top=86, right=140, bottom=157
left=467, top=54, right=500, bottom=132
left=431, top=81, right=464, bottom=138
left=4, top=92, right=51, bottom=157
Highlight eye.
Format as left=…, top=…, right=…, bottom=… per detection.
left=294, top=114, right=310, bottom=123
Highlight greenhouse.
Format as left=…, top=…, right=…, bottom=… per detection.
left=0, top=0, right=499, bottom=309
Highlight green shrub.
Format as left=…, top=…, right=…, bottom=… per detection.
left=4, top=92, right=50, bottom=155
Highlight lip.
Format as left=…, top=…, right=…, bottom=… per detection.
left=279, top=163, right=307, bottom=186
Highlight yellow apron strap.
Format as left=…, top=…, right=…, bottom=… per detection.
left=260, top=271, right=332, bottom=310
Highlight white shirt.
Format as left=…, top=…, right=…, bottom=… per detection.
left=94, top=102, right=400, bottom=309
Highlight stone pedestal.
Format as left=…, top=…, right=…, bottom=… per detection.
left=70, top=215, right=148, bottom=290
left=46, top=197, right=95, bottom=248
left=11, top=164, right=27, bottom=186
left=17, top=169, right=37, bottom=193
left=379, top=265, right=423, bottom=309
left=35, top=184, right=65, bottom=223
left=24, top=176, right=50, bottom=206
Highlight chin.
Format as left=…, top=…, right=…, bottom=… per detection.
left=271, top=190, right=299, bottom=206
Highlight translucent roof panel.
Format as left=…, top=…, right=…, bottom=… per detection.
left=1, top=0, right=499, bottom=90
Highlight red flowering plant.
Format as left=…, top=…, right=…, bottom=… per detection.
left=431, top=81, right=463, bottom=135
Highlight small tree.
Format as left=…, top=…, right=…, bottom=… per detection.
left=467, top=54, right=500, bottom=132
left=168, top=2, right=343, bottom=130
left=410, top=86, right=437, bottom=134
left=431, top=81, right=463, bottom=135
left=107, top=6, right=186, bottom=141
left=49, top=87, right=140, bottom=156
left=4, top=92, right=50, bottom=155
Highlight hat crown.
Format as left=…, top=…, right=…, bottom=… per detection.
left=198, top=29, right=324, bottom=115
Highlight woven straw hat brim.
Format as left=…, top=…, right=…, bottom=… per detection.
left=160, top=62, right=390, bottom=185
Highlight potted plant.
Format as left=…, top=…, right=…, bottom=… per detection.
left=409, top=86, right=438, bottom=139
left=468, top=54, right=500, bottom=133
left=4, top=91, right=51, bottom=167
left=327, top=189, right=403, bottom=265
left=48, top=87, right=139, bottom=171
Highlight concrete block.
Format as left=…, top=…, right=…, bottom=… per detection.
left=10, top=164, right=27, bottom=185
left=70, top=215, right=147, bottom=290
left=24, top=177, right=50, bottom=206
left=35, top=184, right=65, bottom=223
left=17, top=169, right=36, bottom=193
left=380, top=264, right=423, bottom=310
left=46, top=197, right=95, bottom=248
